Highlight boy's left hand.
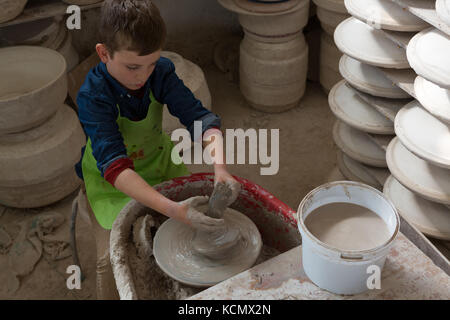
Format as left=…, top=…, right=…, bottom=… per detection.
left=214, top=169, right=241, bottom=206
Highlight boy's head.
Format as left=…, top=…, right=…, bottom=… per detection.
left=96, top=0, right=167, bottom=90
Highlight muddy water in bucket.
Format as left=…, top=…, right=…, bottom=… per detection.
left=305, top=203, right=391, bottom=251
left=297, top=181, right=400, bottom=295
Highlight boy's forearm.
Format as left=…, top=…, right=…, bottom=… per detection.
left=113, top=168, right=182, bottom=220
left=203, top=128, right=227, bottom=172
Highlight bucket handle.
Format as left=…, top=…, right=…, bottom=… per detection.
left=340, top=254, right=363, bottom=260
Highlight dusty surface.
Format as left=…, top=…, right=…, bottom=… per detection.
left=0, top=61, right=337, bottom=300
left=190, top=232, right=450, bottom=300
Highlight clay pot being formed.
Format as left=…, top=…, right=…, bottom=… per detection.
left=319, top=31, right=342, bottom=93
left=160, top=51, right=212, bottom=134
left=240, top=34, right=308, bottom=112
left=0, top=105, right=85, bottom=208
left=0, top=0, right=28, bottom=24
left=0, top=46, right=67, bottom=135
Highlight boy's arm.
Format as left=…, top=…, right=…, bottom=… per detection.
left=77, top=92, right=132, bottom=181
left=154, top=58, right=241, bottom=204
left=78, top=92, right=223, bottom=230
left=153, top=57, right=221, bottom=139
left=114, top=168, right=224, bottom=231
left=203, top=128, right=241, bottom=205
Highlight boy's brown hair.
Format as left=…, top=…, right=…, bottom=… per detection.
left=99, top=0, right=166, bottom=57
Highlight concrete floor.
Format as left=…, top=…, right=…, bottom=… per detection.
left=0, top=64, right=338, bottom=300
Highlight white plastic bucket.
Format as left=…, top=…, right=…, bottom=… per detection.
left=297, top=181, right=400, bottom=295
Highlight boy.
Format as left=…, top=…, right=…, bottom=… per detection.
left=75, top=0, right=240, bottom=299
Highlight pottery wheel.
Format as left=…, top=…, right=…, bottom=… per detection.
left=234, top=0, right=300, bottom=13
left=153, top=205, right=262, bottom=288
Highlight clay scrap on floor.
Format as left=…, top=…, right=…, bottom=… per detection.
left=0, top=208, right=71, bottom=296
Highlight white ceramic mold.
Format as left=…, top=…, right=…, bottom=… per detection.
left=386, top=137, right=450, bottom=205
left=395, top=100, right=450, bottom=169
left=407, top=28, right=450, bottom=89
left=384, top=175, right=450, bottom=240
left=329, top=80, right=394, bottom=134
left=334, top=17, right=409, bottom=69
left=333, top=120, right=388, bottom=167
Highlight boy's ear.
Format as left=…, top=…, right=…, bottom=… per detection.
left=96, top=44, right=111, bottom=64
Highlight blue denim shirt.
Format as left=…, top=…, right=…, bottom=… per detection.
left=75, top=57, right=221, bottom=180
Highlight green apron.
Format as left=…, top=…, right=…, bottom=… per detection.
left=81, top=90, right=190, bottom=229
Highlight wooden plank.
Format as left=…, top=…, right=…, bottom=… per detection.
left=354, top=90, right=411, bottom=122
left=0, top=0, right=104, bottom=28
left=367, top=134, right=395, bottom=151
left=190, top=232, right=450, bottom=300
left=389, top=0, right=450, bottom=36
left=378, top=68, right=417, bottom=98
left=429, top=238, right=450, bottom=262
left=400, top=216, right=450, bottom=275
left=381, top=30, right=416, bottom=49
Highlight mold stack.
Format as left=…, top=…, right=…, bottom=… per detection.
left=218, top=0, right=309, bottom=112
left=0, top=46, right=85, bottom=209
left=329, top=0, right=427, bottom=191
left=384, top=9, right=450, bottom=245
left=0, top=16, right=79, bottom=72
left=331, top=0, right=450, bottom=246
left=0, top=0, right=28, bottom=24
left=312, top=0, right=350, bottom=93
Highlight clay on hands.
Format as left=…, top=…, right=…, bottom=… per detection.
left=181, top=196, right=225, bottom=233
left=192, top=182, right=242, bottom=259
left=214, top=179, right=241, bottom=207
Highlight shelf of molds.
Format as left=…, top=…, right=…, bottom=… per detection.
left=388, top=0, right=450, bottom=36
left=0, top=0, right=104, bottom=28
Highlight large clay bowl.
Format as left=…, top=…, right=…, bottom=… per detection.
left=0, top=0, right=28, bottom=24
left=0, top=46, right=67, bottom=135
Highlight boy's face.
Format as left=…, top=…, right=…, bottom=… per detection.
left=96, top=44, right=161, bottom=91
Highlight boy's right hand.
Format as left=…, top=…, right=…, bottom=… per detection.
left=178, top=196, right=225, bottom=232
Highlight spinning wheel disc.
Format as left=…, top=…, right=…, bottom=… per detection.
left=153, top=207, right=262, bottom=287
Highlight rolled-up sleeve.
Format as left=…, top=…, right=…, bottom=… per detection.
left=77, top=92, right=132, bottom=181
left=153, top=58, right=221, bottom=140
